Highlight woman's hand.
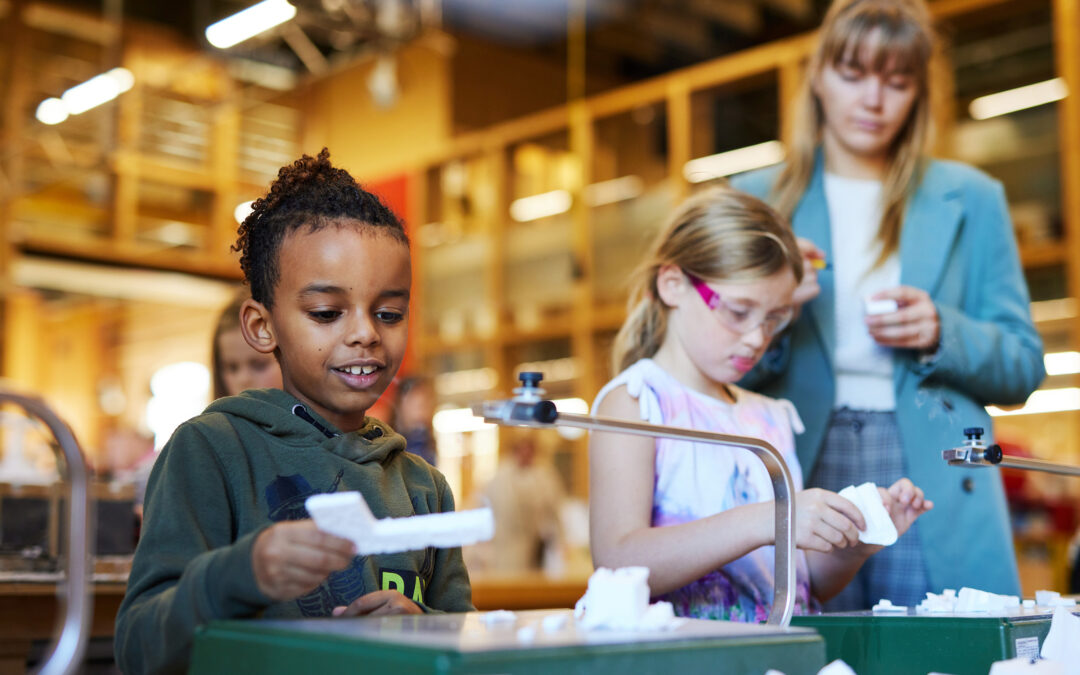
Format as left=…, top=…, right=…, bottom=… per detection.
left=332, top=590, right=424, bottom=618
left=795, top=488, right=865, bottom=553
left=252, top=520, right=356, bottom=602
left=880, top=478, right=934, bottom=538
left=865, top=286, right=940, bottom=351
left=793, top=238, right=824, bottom=307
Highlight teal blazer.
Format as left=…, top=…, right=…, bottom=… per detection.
left=732, top=155, right=1045, bottom=595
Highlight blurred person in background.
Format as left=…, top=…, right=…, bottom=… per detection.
left=390, top=375, right=438, bottom=466
left=213, top=290, right=284, bottom=400
left=482, top=433, right=566, bottom=574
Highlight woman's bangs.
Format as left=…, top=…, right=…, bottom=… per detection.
left=824, top=12, right=927, bottom=77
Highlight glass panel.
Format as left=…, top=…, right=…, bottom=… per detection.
left=504, top=131, right=575, bottom=332
left=419, top=155, right=496, bottom=341
left=135, top=180, right=212, bottom=250
left=140, top=92, right=212, bottom=168
left=591, top=101, right=674, bottom=306
left=238, top=100, right=301, bottom=186
left=941, top=2, right=1060, bottom=268
left=688, top=71, right=781, bottom=184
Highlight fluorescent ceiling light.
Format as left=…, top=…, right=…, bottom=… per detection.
left=62, top=67, right=134, bottom=114
left=206, top=0, right=297, bottom=49
left=510, top=189, right=572, bottom=222
left=36, top=68, right=134, bottom=123
left=1044, top=351, right=1080, bottom=376
left=585, top=176, right=644, bottom=207
left=684, top=140, right=785, bottom=183
left=234, top=200, right=255, bottom=224
left=986, top=387, right=1080, bottom=417
left=35, top=98, right=68, bottom=125
left=969, top=78, right=1067, bottom=121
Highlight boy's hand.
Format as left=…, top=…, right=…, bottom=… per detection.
left=794, top=488, right=864, bottom=553
left=252, top=520, right=356, bottom=602
left=880, top=478, right=934, bottom=538
left=331, top=590, right=424, bottom=618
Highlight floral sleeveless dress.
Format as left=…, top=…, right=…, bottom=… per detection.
left=593, top=358, right=817, bottom=621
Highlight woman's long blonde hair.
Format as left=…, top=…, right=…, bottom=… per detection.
left=772, top=0, right=935, bottom=269
left=612, top=187, right=803, bottom=374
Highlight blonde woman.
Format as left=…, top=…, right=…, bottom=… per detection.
left=733, top=0, right=1044, bottom=609
left=590, top=187, right=931, bottom=621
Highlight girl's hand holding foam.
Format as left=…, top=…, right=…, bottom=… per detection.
left=332, top=589, right=424, bottom=618
left=881, top=478, right=933, bottom=538
left=252, top=520, right=356, bottom=602
left=794, top=488, right=865, bottom=553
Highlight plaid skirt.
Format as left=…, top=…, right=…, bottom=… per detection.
left=808, top=407, right=931, bottom=611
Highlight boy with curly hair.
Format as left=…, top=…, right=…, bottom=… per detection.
left=116, top=149, right=473, bottom=674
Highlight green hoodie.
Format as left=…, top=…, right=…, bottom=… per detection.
left=114, top=388, right=474, bottom=674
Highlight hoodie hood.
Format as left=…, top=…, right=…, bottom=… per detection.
left=205, top=388, right=405, bottom=465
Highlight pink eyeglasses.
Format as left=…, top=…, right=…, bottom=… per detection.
left=684, top=270, right=794, bottom=338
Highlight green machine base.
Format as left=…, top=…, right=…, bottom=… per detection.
left=191, top=609, right=825, bottom=674
left=793, top=607, right=1076, bottom=675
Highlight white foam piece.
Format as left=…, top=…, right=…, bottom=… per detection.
left=541, top=613, right=569, bottom=633
left=1041, top=605, right=1080, bottom=673
left=864, top=298, right=899, bottom=316
left=516, top=625, right=537, bottom=643
left=818, top=660, right=858, bottom=675
left=871, top=599, right=907, bottom=612
left=480, top=610, right=517, bottom=626
left=990, top=658, right=1065, bottom=675
left=1037, top=590, right=1062, bottom=607
left=574, top=567, right=683, bottom=631
left=838, top=482, right=898, bottom=546
left=304, top=491, right=494, bottom=555
left=1024, top=599, right=1037, bottom=609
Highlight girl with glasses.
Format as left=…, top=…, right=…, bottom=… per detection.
left=732, top=0, right=1044, bottom=609
left=589, top=186, right=932, bottom=621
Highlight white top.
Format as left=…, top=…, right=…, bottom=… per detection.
left=824, top=172, right=899, bottom=411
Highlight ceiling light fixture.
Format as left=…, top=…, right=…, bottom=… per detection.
left=969, top=78, right=1067, bottom=121
left=206, top=0, right=297, bottom=49
left=35, top=67, right=135, bottom=125
left=683, top=140, right=785, bottom=183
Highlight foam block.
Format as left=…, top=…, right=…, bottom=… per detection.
left=838, top=482, right=898, bottom=546
left=305, top=491, right=494, bottom=555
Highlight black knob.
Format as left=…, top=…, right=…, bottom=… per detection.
left=518, top=372, right=544, bottom=388
left=984, top=444, right=1003, bottom=464
left=533, top=400, right=558, bottom=424
left=964, top=427, right=984, bottom=440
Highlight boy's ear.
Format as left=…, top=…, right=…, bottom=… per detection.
left=239, top=299, right=277, bottom=355
left=655, top=264, right=687, bottom=308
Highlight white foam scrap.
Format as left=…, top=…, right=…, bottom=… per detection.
left=516, top=625, right=537, bottom=643
left=818, top=659, right=858, bottom=675
left=918, top=588, right=959, bottom=613
left=541, top=613, right=569, bottom=633
left=864, top=298, right=899, bottom=316
left=926, top=587, right=1019, bottom=613
left=989, top=658, right=1065, bottom=675
left=1041, top=605, right=1080, bottom=674
left=480, top=610, right=518, bottom=626
left=1035, top=590, right=1077, bottom=608
left=1036, top=591, right=1060, bottom=606
left=764, top=670, right=787, bottom=675
left=871, top=599, right=907, bottom=612
left=916, top=587, right=1019, bottom=614
left=304, top=491, right=494, bottom=555
left=838, top=482, right=898, bottom=546
left=574, top=567, right=685, bottom=631
left=1024, top=599, right=1037, bottom=609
